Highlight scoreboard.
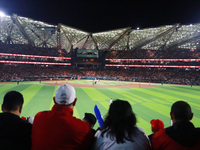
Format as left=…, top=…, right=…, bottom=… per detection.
left=72, top=49, right=104, bottom=68
left=76, top=49, right=99, bottom=58
left=77, top=58, right=98, bottom=64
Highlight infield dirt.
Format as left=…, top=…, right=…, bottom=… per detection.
left=44, top=82, right=160, bottom=88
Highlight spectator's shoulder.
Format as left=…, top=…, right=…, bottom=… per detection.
left=195, top=127, right=200, bottom=132
left=72, top=116, right=90, bottom=128
left=153, top=128, right=166, bottom=139
left=152, top=128, right=168, bottom=145
left=35, top=110, right=49, bottom=117
left=151, top=128, right=168, bottom=150
left=134, top=125, right=147, bottom=135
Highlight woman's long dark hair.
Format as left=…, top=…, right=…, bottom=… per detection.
left=101, top=99, right=137, bottom=144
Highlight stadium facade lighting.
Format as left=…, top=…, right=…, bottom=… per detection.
left=0, top=53, right=71, bottom=60
left=0, top=60, right=71, bottom=66
left=105, top=64, right=200, bottom=68
left=105, top=58, right=200, bottom=62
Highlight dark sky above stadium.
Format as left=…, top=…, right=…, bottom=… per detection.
left=0, top=0, right=200, bottom=32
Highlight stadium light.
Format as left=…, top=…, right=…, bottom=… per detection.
left=137, top=27, right=140, bottom=30
left=0, top=11, right=5, bottom=17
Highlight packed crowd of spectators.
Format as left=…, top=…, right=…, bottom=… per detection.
left=0, top=64, right=200, bottom=85
left=0, top=42, right=200, bottom=149
left=0, top=55, right=70, bottom=63
left=1, top=85, right=200, bottom=150
left=0, top=65, right=82, bottom=81
left=95, top=68, right=200, bottom=85
left=0, top=43, right=199, bottom=85
left=0, top=43, right=69, bottom=57
left=0, top=44, right=71, bottom=64
left=106, top=48, right=200, bottom=59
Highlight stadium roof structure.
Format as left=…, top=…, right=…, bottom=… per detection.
left=0, top=14, right=200, bottom=53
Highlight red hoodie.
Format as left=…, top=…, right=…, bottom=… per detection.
left=31, top=105, right=93, bottom=150
left=152, top=121, right=200, bottom=150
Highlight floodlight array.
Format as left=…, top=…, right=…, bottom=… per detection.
left=0, top=14, right=200, bottom=53
left=59, top=24, right=89, bottom=52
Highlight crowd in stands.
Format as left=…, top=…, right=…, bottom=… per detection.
left=0, top=44, right=199, bottom=85
left=0, top=64, right=200, bottom=85
left=0, top=55, right=70, bottom=63
left=95, top=68, right=200, bottom=85
left=0, top=65, right=82, bottom=81
left=1, top=42, right=200, bottom=149
left=0, top=43, right=69, bottom=57
left=1, top=84, right=200, bottom=150
left=106, top=49, right=200, bottom=59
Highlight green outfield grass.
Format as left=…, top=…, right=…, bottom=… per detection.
left=0, top=80, right=200, bottom=135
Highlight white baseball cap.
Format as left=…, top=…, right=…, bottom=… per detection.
left=55, top=84, right=76, bottom=105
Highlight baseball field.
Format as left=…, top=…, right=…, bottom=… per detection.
left=0, top=80, right=200, bottom=135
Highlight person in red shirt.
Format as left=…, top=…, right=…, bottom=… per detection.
left=31, top=84, right=93, bottom=150
left=152, top=101, right=200, bottom=150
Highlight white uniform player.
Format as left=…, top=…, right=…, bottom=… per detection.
left=110, top=98, right=113, bottom=106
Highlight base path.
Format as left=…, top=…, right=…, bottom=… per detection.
left=44, top=82, right=160, bottom=88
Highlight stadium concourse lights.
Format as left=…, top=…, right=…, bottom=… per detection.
left=0, top=11, right=5, bottom=17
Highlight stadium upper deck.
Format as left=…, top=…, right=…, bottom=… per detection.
left=0, top=14, right=200, bottom=53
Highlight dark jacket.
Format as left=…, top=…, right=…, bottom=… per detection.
left=152, top=121, right=200, bottom=150
left=0, top=112, right=32, bottom=150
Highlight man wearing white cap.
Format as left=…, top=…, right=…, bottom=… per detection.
left=31, top=84, right=93, bottom=150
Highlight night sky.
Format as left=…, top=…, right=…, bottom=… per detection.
left=0, top=0, right=200, bottom=32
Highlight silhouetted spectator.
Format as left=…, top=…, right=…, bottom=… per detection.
left=0, top=91, right=32, bottom=150
left=83, top=113, right=97, bottom=135
left=152, top=101, right=200, bottom=150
